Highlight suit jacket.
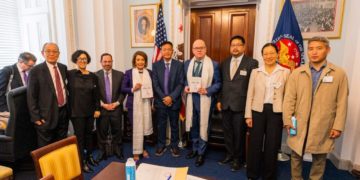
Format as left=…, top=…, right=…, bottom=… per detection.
left=0, top=64, right=24, bottom=111
left=152, top=59, right=184, bottom=110
left=218, top=55, right=258, bottom=112
left=184, top=59, right=221, bottom=111
left=121, top=69, right=152, bottom=110
left=96, top=69, right=125, bottom=116
left=245, top=65, right=290, bottom=118
left=27, top=62, right=68, bottom=129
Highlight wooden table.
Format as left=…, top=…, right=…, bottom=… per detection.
left=92, top=162, right=125, bottom=180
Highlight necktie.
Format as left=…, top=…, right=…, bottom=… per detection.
left=23, top=71, right=28, bottom=85
left=54, top=66, right=65, bottom=106
left=164, top=63, right=170, bottom=95
left=193, top=61, right=202, bottom=77
left=230, top=59, right=239, bottom=80
left=105, top=71, right=112, bottom=103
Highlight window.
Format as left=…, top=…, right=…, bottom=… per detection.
left=0, top=0, right=22, bottom=68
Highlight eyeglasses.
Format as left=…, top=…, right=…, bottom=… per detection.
left=193, top=47, right=206, bottom=50
left=230, top=44, right=244, bottom=47
left=77, top=58, right=88, bottom=62
left=44, top=50, right=59, bottom=54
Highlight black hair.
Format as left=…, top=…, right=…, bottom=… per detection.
left=71, top=50, right=91, bottom=64
left=230, top=35, right=245, bottom=44
left=261, top=43, right=279, bottom=54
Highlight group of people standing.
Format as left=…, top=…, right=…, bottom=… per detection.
left=0, top=34, right=348, bottom=180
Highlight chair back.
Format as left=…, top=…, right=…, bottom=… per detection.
left=31, top=136, right=83, bottom=180
left=0, top=86, right=37, bottom=162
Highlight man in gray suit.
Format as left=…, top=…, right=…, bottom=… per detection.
left=96, top=53, right=125, bottom=161
left=217, top=35, right=258, bottom=171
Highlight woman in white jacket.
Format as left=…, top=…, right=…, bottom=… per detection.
left=245, top=43, right=290, bottom=180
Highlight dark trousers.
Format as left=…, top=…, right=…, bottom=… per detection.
left=222, top=109, right=246, bottom=163
left=71, top=116, right=94, bottom=161
left=36, top=106, right=68, bottom=147
left=97, top=111, right=123, bottom=153
left=190, top=107, right=210, bottom=155
left=156, top=108, right=180, bottom=148
left=247, top=104, right=283, bottom=180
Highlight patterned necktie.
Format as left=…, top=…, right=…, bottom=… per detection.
left=54, top=66, right=65, bottom=106
left=164, top=63, right=170, bottom=95
left=193, top=60, right=202, bottom=77
left=105, top=71, right=112, bottom=103
left=23, top=71, right=28, bottom=85
left=230, top=59, right=239, bottom=80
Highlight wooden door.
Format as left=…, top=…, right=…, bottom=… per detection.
left=191, top=5, right=256, bottom=62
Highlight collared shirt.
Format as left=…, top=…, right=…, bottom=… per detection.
left=310, top=62, right=327, bottom=95
left=258, top=64, right=283, bottom=104
left=16, top=63, right=27, bottom=85
left=164, top=59, right=172, bottom=70
left=46, top=61, right=67, bottom=104
left=230, top=54, right=244, bottom=70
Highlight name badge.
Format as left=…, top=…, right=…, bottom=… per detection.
left=239, top=70, right=247, bottom=76
left=323, top=76, right=333, bottom=83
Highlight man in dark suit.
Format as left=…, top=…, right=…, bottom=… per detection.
left=27, top=42, right=68, bottom=147
left=217, top=35, right=258, bottom=171
left=152, top=41, right=184, bottom=157
left=96, top=53, right=125, bottom=161
left=184, top=39, right=221, bottom=167
left=0, top=52, right=37, bottom=112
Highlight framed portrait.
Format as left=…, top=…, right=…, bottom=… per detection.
left=130, top=4, right=158, bottom=47
left=285, top=0, right=345, bottom=39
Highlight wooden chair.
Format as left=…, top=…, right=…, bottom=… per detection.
left=31, top=136, right=84, bottom=180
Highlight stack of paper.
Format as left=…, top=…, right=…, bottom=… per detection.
left=136, top=163, right=205, bottom=180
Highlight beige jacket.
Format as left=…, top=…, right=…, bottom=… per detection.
left=245, top=65, right=290, bottom=118
left=283, top=62, right=349, bottom=155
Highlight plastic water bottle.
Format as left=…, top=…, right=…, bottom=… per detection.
left=125, top=158, right=136, bottom=180
left=290, top=116, right=297, bottom=136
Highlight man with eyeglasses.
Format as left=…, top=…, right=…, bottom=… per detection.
left=0, top=52, right=37, bottom=112
left=217, top=35, right=258, bottom=171
left=27, top=42, right=69, bottom=147
left=184, top=39, right=221, bottom=167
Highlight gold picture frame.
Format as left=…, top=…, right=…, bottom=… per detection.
left=130, top=4, right=158, bottom=47
left=282, top=0, right=345, bottom=39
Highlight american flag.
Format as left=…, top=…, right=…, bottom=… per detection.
left=152, top=3, right=168, bottom=63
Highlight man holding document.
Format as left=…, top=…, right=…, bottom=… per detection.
left=184, top=39, right=221, bottom=167
left=283, top=36, right=349, bottom=180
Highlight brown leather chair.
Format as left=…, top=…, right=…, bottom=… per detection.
left=31, top=136, right=84, bottom=180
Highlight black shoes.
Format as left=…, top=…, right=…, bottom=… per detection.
left=186, top=151, right=197, bottom=159
left=114, top=149, right=124, bottom=160
left=218, top=156, right=233, bottom=165
left=87, top=154, right=98, bottom=166
left=231, top=160, right=241, bottom=172
left=170, top=147, right=180, bottom=157
left=195, top=155, right=204, bottom=167
left=82, top=160, right=94, bottom=173
left=155, top=147, right=167, bottom=156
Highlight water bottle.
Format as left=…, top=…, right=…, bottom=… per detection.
left=125, top=158, right=136, bottom=180
left=290, top=116, right=297, bottom=136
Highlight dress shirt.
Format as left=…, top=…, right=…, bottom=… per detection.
left=259, top=64, right=283, bottom=104
left=46, top=61, right=67, bottom=104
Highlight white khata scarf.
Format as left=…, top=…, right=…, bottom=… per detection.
left=185, top=55, right=213, bottom=142
left=132, top=68, right=153, bottom=154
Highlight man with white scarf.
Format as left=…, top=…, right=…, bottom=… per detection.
left=184, top=39, right=221, bottom=167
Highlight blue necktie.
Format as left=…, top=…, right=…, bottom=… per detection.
left=105, top=71, right=111, bottom=103
left=164, top=63, right=170, bottom=95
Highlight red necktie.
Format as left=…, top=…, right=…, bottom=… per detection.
left=54, top=66, right=65, bottom=106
